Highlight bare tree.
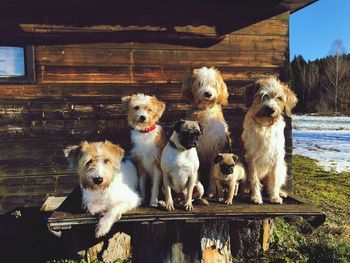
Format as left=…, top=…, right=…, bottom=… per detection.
left=324, top=39, right=347, bottom=112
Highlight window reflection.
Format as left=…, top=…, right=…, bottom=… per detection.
left=0, top=46, right=25, bottom=77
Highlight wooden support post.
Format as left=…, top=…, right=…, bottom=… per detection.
left=201, top=220, right=232, bottom=263
left=261, top=219, right=274, bottom=252
left=131, top=221, right=202, bottom=263
left=230, top=220, right=263, bottom=258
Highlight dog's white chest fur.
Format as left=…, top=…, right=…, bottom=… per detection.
left=81, top=159, right=139, bottom=213
left=243, top=116, right=286, bottom=175
left=131, top=126, right=161, bottom=172
left=197, top=112, right=228, bottom=162
left=161, top=144, right=199, bottom=193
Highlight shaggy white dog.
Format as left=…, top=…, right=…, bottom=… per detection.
left=64, top=141, right=140, bottom=238
left=122, top=93, right=166, bottom=207
left=182, top=67, right=231, bottom=195
left=241, top=76, right=297, bottom=204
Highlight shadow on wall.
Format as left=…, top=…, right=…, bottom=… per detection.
left=0, top=0, right=287, bottom=46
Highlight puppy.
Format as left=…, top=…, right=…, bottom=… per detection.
left=212, top=153, right=247, bottom=204
left=182, top=67, right=231, bottom=195
left=242, top=76, right=297, bottom=204
left=160, top=120, right=208, bottom=211
left=64, top=141, right=140, bottom=238
left=122, top=93, right=166, bottom=206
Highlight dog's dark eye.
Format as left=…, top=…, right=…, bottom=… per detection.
left=134, top=106, right=139, bottom=110
left=104, top=159, right=110, bottom=164
left=86, top=159, right=92, bottom=166
left=262, top=94, right=268, bottom=100
left=277, top=96, right=283, bottom=101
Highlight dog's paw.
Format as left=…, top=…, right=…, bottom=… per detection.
left=279, top=190, right=288, bottom=198
left=150, top=198, right=159, bottom=207
left=95, top=222, right=111, bottom=238
left=208, top=192, right=215, bottom=198
left=184, top=202, right=193, bottom=211
left=197, top=198, right=209, bottom=206
left=158, top=200, right=166, bottom=208
left=251, top=195, right=263, bottom=204
left=165, top=200, right=175, bottom=211
left=269, top=196, right=283, bottom=204
left=224, top=199, right=233, bottom=205
left=87, top=204, right=101, bottom=215
left=150, top=201, right=159, bottom=207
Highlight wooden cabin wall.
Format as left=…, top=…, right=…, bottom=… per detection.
left=0, top=7, right=290, bottom=214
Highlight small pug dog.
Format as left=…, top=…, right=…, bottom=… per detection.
left=212, top=153, right=247, bottom=204
left=160, top=120, right=208, bottom=211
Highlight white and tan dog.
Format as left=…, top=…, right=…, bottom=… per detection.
left=64, top=141, right=140, bottom=238
left=182, top=67, right=231, bottom=195
left=122, top=93, right=166, bottom=206
left=160, top=120, right=208, bottom=211
left=242, top=76, right=298, bottom=204
left=212, top=153, right=247, bottom=204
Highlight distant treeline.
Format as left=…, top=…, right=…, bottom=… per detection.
left=290, top=54, right=350, bottom=114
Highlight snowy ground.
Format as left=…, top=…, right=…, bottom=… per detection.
left=292, top=115, right=350, bottom=173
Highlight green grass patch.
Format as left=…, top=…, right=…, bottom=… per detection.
left=266, top=155, right=350, bottom=263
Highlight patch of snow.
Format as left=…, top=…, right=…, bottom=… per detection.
left=292, top=115, right=350, bottom=173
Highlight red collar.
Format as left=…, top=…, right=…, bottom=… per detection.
left=139, top=124, right=157, bottom=133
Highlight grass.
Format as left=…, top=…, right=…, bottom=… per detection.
left=266, top=155, right=350, bottom=263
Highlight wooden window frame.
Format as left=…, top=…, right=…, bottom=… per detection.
left=0, top=45, right=36, bottom=84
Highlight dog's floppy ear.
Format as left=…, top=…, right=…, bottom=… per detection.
left=63, top=144, right=82, bottom=169
left=231, top=154, right=239, bottom=163
left=121, top=96, right=131, bottom=110
left=104, top=140, right=125, bottom=163
left=215, top=69, right=229, bottom=106
left=283, top=84, right=298, bottom=117
left=214, top=154, right=224, bottom=164
left=174, top=119, right=185, bottom=133
left=245, top=83, right=260, bottom=108
left=152, top=96, right=166, bottom=119
left=182, top=70, right=196, bottom=102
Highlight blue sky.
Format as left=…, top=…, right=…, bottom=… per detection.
left=290, top=0, right=350, bottom=61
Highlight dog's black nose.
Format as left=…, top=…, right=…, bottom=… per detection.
left=265, top=107, right=275, bottom=116
left=139, top=115, right=146, bottom=122
left=204, top=92, right=212, bottom=98
left=93, top=177, right=103, bottom=185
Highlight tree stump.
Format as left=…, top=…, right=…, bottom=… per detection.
left=201, top=220, right=232, bottom=262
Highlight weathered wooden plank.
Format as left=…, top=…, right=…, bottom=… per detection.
left=36, top=66, right=285, bottom=84
left=34, top=34, right=287, bottom=53
left=48, top=193, right=325, bottom=229
left=0, top=193, right=48, bottom=213
left=35, top=48, right=286, bottom=67
left=40, top=196, right=67, bottom=211
left=0, top=113, right=247, bottom=140
left=0, top=176, right=56, bottom=195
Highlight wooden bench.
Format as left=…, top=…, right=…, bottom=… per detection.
left=45, top=187, right=325, bottom=262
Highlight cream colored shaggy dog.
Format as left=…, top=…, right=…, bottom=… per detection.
left=242, top=76, right=297, bottom=204
left=182, top=67, right=231, bottom=194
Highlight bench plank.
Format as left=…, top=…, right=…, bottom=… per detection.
left=47, top=187, right=325, bottom=230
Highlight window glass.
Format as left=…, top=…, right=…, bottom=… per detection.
left=0, top=46, right=25, bottom=77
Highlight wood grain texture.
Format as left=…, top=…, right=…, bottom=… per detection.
left=48, top=192, right=325, bottom=229
left=0, top=7, right=291, bottom=213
